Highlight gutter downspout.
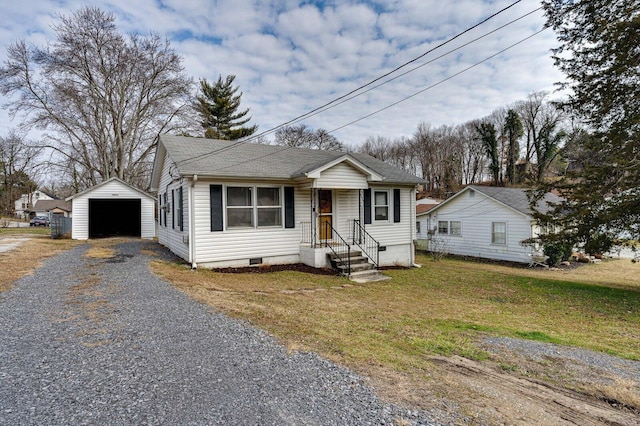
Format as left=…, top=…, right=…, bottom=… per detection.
left=189, top=175, right=197, bottom=269
left=411, top=185, right=421, bottom=268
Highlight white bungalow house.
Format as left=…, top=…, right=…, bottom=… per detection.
left=14, top=190, right=54, bottom=218
left=424, top=185, right=563, bottom=263
left=149, top=135, right=425, bottom=280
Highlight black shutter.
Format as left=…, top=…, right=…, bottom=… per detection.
left=179, top=186, right=184, bottom=231
left=158, top=195, right=162, bottom=226
left=364, top=188, right=372, bottom=224
left=393, top=188, right=401, bottom=223
left=284, top=186, right=295, bottom=229
left=210, top=185, right=223, bottom=231
left=171, top=189, right=175, bottom=229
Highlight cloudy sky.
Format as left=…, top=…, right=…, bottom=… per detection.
left=0, top=0, right=564, bottom=147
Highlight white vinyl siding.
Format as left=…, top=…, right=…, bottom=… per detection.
left=313, top=162, right=368, bottom=189
left=428, top=190, right=534, bottom=263
left=157, top=153, right=189, bottom=260
left=364, top=186, right=414, bottom=266
left=70, top=179, right=155, bottom=240
left=190, top=180, right=303, bottom=266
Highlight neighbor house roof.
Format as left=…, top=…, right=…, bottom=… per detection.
left=33, top=199, right=72, bottom=212
left=416, top=203, right=439, bottom=216
left=150, top=134, right=426, bottom=190
left=427, top=185, right=563, bottom=218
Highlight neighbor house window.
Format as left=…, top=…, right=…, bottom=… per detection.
left=438, top=221, right=449, bottom=234
left=416, top=221, right=421, bottom=233
left=450, top=221, right=462, bottom=236
left=227, top=186, right=254, bottom=228
left=374, top=191, right=389, bottom=221
left=492, top=222, right=506, bottom=245
left=257, top=187, right=281, bottom=227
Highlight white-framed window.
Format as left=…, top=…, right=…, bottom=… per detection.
left=257, top=187, right=281, bottom=227
left=226, top=186, right=282, bottom=229
left=416, top=221, right=421, bottom=233
left=450, top=221, right=462, bottom=236
left=492, top=222, right=507, bottom=245
left=374, top=190, right=389, bottom=221
left=438, top=221, right=449, bottom=234
left=227, top=186, right=254, bottom=228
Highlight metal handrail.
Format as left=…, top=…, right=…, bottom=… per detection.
left=352, top=219, right=380, bottom=267
left=323, top=221, right=351, bottom=276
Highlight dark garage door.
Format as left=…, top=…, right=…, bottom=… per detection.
left=89, top=199, right=141, bottom=238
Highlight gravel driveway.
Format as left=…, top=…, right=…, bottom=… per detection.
left=0, top=240, right=439, bottom=425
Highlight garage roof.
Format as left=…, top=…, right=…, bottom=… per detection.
left=66, top=177, right=155, bottom=201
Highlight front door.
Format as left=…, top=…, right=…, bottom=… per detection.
left=318, top=189, right=333, bottom=241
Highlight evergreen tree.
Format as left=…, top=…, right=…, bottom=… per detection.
left=503, top=109, right=523, bottom=184
left=194, top=75, right=258, bottom=140
left=534, top=0, right=640, bottom=254
left=475, top=122, right=500, bottom=185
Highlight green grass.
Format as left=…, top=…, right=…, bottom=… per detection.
left=153, top=253, right=640, bottom=369
left=0, top=226, right=50, bottom=235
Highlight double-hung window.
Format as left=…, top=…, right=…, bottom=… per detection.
left=227, top=187, right=254, bottom=228
left=226, top=186, right=282, bottom=228
left=492, top=222, right=506, bottom=245
left=257, top=187, right=281, bottom=227
left=450, top=221, right=461, bottom=236
left=438, top=221, right=449, bottom=234
left=374, top=190, right=389, bottom=221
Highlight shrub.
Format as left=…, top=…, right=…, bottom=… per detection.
left=543, top=241, right=573, bottom=266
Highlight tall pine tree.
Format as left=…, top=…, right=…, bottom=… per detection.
left=194, top=75, right=258, bottom=140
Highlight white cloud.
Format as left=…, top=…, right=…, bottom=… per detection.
left=0, top=0, right=564, bottom=147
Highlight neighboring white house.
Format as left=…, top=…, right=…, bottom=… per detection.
left=32, top=199, right=73, bottom=218
left=424, top=185, right=563, bottom=263
left=415, top=197, right=442, bottom=250
left=14, top=190, right=54, bottom=218
left=67, top=177, right=155, bottom=240
left=149, top=135, right=425, bottom=277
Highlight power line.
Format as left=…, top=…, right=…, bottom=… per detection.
left=186, top=26, right=549, bottom=175
left=177, top=0, right=529, bottom=167
left=245, top=0, right=525, bottom=142
left=256, top=8, right=542, bottom=136
left=328, top=27, right=548, bottom=134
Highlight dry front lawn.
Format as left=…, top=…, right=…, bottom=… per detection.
left=151, top=254, right=640, bottom=423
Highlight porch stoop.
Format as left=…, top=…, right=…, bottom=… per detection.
left=328, top=250, right=391, bottom=283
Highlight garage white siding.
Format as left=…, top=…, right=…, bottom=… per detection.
left=69, top=178, right=156, bottom=240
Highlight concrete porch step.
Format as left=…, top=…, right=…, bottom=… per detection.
left=336, top=261, right=375, bottom=272
left=348, top=269, right=391, bottom=283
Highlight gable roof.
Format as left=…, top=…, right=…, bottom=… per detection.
left=427, top=185, right=563, bottom=218
left=33, top=199, right=72, bottom=212
left=416, top=203, right=439, bottom=216
left=66, top=177, right=155, bottom=201
left=150, top=134, right=425, bottom=190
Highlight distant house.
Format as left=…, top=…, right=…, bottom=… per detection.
left=32, top=199, right=73, bottom=218
left=149, top=135, right=424, bottom=279
left=14, top=190, right=54, bottom=218
left=424, top=185, right=563, bottom=263
left=415, top=198, right=442, bottom=250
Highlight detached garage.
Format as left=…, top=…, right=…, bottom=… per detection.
left=67, top=177, right=156, bottom=240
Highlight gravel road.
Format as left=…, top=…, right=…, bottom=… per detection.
left=0, top=240, right=440, bottom=425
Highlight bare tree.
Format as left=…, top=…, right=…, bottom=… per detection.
left=516, top=92, right=566, bottom=181
left=0, top=131, right=43, bottom=215
left=0, top=7, right=194, bottom=189
left=274, top=124, right=344, bottom=151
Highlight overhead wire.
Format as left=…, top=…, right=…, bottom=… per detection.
left=175, top=1, right=536, bottom=167
left=183, top=26, right=548, bottom=175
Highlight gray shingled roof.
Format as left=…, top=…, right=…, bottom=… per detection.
left=158, top=134, right=425, bottom=185
left=470, top=185, right=563, bottom=216
left=33, top=199, right=72, bottom=212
